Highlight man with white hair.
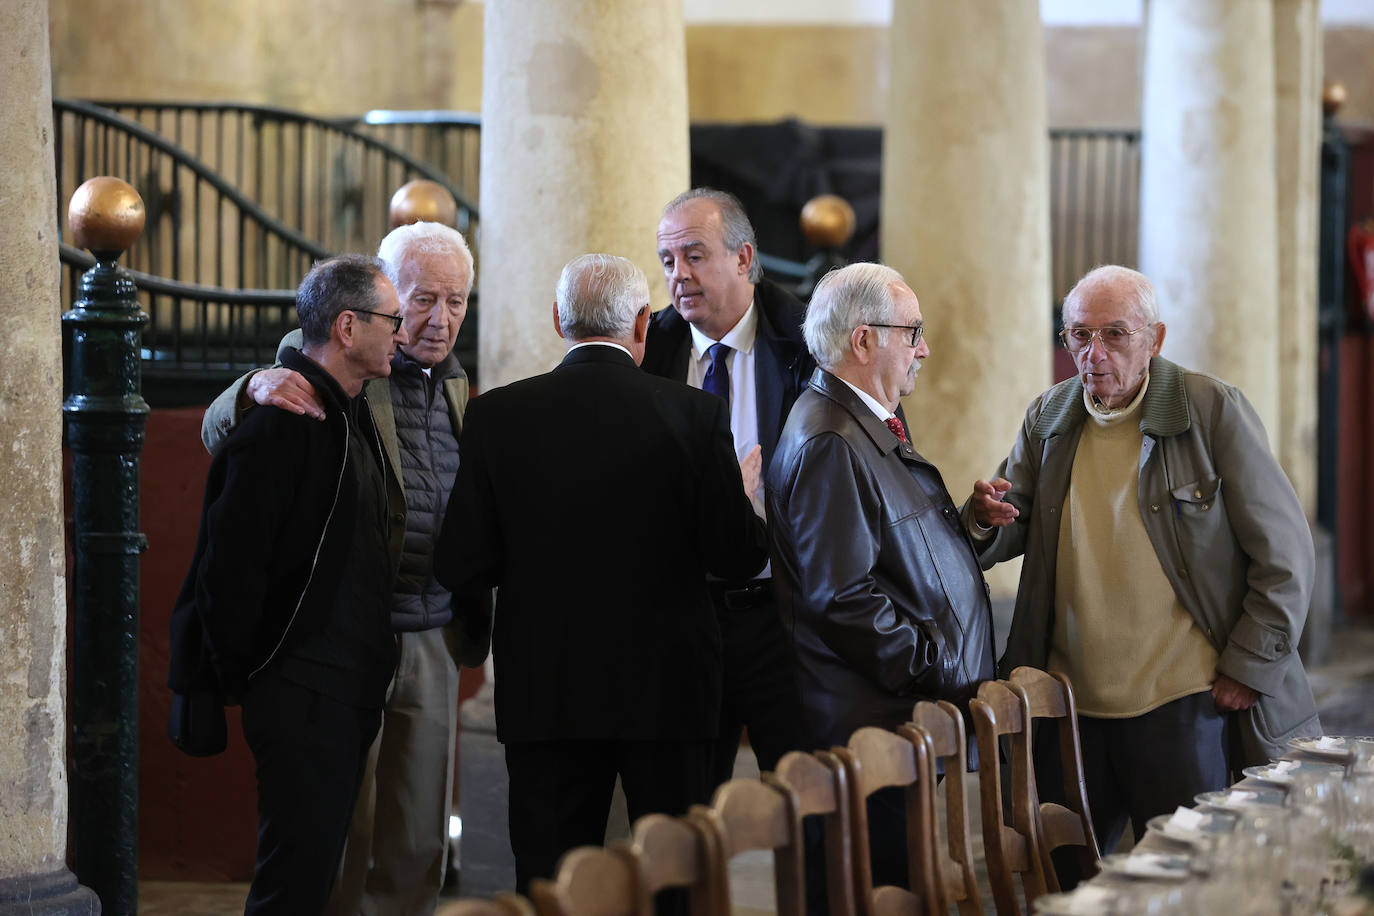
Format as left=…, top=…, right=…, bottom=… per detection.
left=966, top=264, right=1320, bottom=885
left=202, top=221, right=483, bottom=915
left=766, top=262, right=995, bottom=889
left=435, top=254, right=766, bottom=892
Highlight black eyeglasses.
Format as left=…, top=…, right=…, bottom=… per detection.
left=349, top=308, right=404, bottom=334
left=867, top=323, right=924, bottom=347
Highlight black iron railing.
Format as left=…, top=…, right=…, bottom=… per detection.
left=85, top=100, right=477, bottom=254
left=348, top=109, right=483, bottom=213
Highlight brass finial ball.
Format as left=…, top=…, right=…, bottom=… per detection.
left=1323, top=82, right=1347, bottom=116
left=69, top=177, right=145, bottom=255
left=390, top=180, right=458, bottom=229
left=800, top=194, right=856, bottom=249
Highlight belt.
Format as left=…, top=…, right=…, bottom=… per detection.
left=709, top=579, right=774, bottom=611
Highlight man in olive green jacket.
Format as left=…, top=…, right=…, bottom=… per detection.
left=966, top=265, right=1319, bottom=871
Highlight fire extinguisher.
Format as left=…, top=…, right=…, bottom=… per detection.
left=1349, top=218, right=1374, bottom=322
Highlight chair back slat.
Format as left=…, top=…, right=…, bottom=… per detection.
left=529, top=846, right=646, bottom=916
left=771, top=751, right=857, bottom=916
left=910, top=701, right=982, bottom=916
left=692, top=778, right=805, bottom=916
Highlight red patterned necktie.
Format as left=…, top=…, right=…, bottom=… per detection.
left=885, top=416, right=909, bottom=444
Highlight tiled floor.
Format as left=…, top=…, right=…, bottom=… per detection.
left=140, top=622, right=1374, bottom=915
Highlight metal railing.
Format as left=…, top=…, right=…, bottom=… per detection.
left=85, top=100, right=477, bottom=254
left=1048, top=128, right=1142, bottom=299
left=349, top=109, right=483, bottom=212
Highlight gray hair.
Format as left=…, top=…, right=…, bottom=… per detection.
left=1062, top=265, right=1160, bottom=324
left=555, top=254, right=650, bottom=341
left=803, top=262, right=906, bottom=370
left=662, top=188, right=763, bottom=283
left=377, top=221, right=474, bottom=293
left=296, top=254, right=387, bottom=346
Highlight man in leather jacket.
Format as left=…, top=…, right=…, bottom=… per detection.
left=766, top=262, right=995, bottom=889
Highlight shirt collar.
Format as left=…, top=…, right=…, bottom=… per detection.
left=1083, top=368, right=1151, bottom=426
left=568, top=340, right=635, bottom=360
left=689, top=301, right=758, bottom=362
left=836, top=376, right=895, bottom=422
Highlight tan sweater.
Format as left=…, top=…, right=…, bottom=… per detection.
left=1048, top=377, right=1217, bottom=717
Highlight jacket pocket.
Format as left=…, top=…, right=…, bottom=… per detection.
left=1171, top=475, right=1221, bottom=515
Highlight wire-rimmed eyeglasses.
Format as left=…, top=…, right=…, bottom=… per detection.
left=1058, top=324, right=1154, bottom=353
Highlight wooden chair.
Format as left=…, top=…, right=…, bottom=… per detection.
left=625, top=812, right=722, bottom=916
left=689, top=777, right=806, bottom=916
left=910, top=700, right=983, bottom=916
left=970, top=680, right=1049, bottom=916
left=771, top=749, right=857, bottom=916
left=1006, top=666, right=1101, bottom=886
left=437, top=892, right=537, bottom=916
left=528, top=846, right=647, bottom=916
left=830, top=725, right=941, bottom=915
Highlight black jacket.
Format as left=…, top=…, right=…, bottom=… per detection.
left=169, top=348, right=391, bottom=702
left=641, top=277, right=814, bottom=471
left=765, top=369, right=996, bottom=749
left=436, top=345, right=767, bottom=743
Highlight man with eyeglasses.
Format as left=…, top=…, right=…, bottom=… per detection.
left=201, top=222, right=486, bottom=915
left=171, top=255, right=408, bottom=914
left=767, top=262, right=995, bottom=891
left=965, top=264, right=1320, bottom=886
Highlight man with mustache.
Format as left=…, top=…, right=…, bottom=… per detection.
left=766, top=262, right=995, bottom=889
left=966, top=264, right=1320, bottom=886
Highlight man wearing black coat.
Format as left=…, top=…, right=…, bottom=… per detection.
left=436, top=253, right=767, bottom=891
left=170, top=255, right=409, bottom=915
left=646, top=188, right=813, bottom=784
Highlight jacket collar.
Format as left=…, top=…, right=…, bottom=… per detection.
left=557, top=342, right=639, bottom=370
left=1031, top=356, right=1191, bottom=439
left=281, top=346, right=354, bottom=417
left=809, top=368, right=906, bottom=455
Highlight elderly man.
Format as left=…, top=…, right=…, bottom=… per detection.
left=648, top=188, right=813, bottom=785
left=435, top=254, right=766, bottom=891
left=171, top=256, right=407, bottom=915
left=202, top=222, right=481, bottom=915
left=967, top=264, right=1321, bottom=879
left=767, top=262, right=995, bottom=887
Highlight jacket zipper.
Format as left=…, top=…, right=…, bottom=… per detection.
left=246, top=408, right=351, bottom=682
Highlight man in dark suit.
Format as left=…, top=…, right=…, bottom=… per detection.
left=646, top=188, right=814, bottom=784
left=435, top=253, right=767, bottom=891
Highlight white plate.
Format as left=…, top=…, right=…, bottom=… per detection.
left=1288, top=735, right=1374, bottom=761
left=1242, top=760, right=1343, bottom=786
left=1145, top=811, right=1235, bottom=846
left=1194, top=787, right=1286, bottom=811
left=1097, top=851, right=1193, bottom=881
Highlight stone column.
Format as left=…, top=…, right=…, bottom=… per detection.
left=0, top=1, right=99, bottom=912
left=1273, top=0, right=1322, bottom=516
left=1139, top=0, right=1281, bottom=437
left=881, top=0, right=1052, bottom=602
left=477, top=0, right=690, bottom=388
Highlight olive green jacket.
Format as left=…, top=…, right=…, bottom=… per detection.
left=968, top=357, right=1320, bottom=766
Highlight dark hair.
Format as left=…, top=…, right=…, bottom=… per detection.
left=296, top=254, right=387, bottom=346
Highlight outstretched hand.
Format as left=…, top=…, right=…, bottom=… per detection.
left=246, top=368, right=325, bottom=420
left=970, top=477, right=1018, bottom=527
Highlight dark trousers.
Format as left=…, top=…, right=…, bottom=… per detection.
left=710, top=585, right=806, bottom=785
left=1035, top=690, right=1233, bottom=888
left=504, top=739, right=713, bottom=893
left=241, top=670, right=381, bottom=915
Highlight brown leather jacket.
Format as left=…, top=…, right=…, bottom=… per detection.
left=766, top=369, right=996, bottom=749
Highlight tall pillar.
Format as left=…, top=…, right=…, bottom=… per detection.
left=0, top=1, right=99, bottom=912
left=1273, top=0, right=1322, bottom=516
left=881, top=0, right=1052, bottom=600
left=1139, top=0, right=1281, bottom=437
left=477, top=0, right=690, bottom=388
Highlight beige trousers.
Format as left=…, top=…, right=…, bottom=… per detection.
left=325, top=626, right=461, bottom=916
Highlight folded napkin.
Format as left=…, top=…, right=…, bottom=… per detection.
left=1167, top=807, right=1205, bottom=832
left=1051, top=885, right=1116, bottom=914
left=1315, top=736, right=1347, bottom=750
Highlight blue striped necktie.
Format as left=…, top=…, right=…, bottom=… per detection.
left=703, top=342, right=731, bottom=407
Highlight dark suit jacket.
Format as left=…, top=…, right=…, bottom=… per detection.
left=436, top=345, right=767, bottom=743
left=641, top=277, right=815, bottom=471
left=766, top=369, right=996, bottom=749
